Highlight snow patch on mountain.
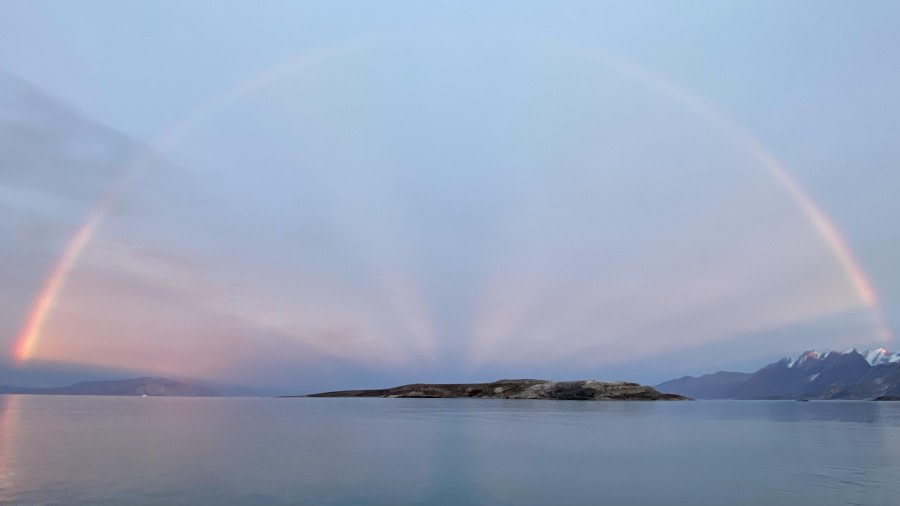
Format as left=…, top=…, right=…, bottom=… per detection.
left=785, top=350, right=823, bottom=368
left=781, top=348, right=900, bottom=368
left=865, top=348, right=900, bottom=366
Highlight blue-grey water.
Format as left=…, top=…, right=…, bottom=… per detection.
left=1, top=396, right=898, bottom=505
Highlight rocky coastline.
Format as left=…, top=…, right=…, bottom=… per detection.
left=301, top=379, right=689, bottom=401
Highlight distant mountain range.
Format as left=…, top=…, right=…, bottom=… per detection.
left=656, top=348, right=900, bottom=400
left=0, top=376, right=257, bottom=397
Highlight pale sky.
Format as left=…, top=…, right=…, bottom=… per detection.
left=1, top=2, right=898, bottom=392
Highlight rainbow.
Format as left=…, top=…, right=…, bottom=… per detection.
left=11, top=45, right=354, bottom=364
left=11, top=41, right=891, bottom=365
left=568, top=43, right=891, bottom=343
left=13, top=210, right=102, bottom=362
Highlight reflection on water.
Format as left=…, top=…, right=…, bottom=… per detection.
left=0, top=395, right=21, bottom=502
left=761, top=399, right=881, bottom=424
left=0, top=396, right=898, bottom=505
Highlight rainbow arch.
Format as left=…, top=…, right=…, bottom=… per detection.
left=564, top=43, right=890, bottom=344
left=11, top=41, right=891, bottom=365
left=12, top=44, right=354, bottom=363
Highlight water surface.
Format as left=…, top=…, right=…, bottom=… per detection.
left=1, top=395, right=898, bottom=505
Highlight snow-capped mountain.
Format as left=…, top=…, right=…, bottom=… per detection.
left=863, top=348, right=900, bottom=366
left=657, top=348, right=900, bottom=400
left=782, top=348, right=900, bottom=367
left=783, top=350, right=826, bottom=368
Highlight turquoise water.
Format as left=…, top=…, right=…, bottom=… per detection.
left=1, top=395, right=898, bottom=505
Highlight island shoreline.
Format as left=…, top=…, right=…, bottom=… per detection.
left=289, top=379, right=690, bottom=401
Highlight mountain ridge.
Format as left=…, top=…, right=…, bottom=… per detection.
left=656, top=348, right=900, bottom=400
left=0, top=376, right=257, bottom=397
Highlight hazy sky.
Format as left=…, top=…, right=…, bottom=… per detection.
left=1, top=2, right=899, bottom=392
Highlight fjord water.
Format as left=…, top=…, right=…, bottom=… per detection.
left=1, top=396, right=898, bottom=505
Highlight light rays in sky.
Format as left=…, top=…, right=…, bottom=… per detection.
left=7, top=38, right=890, bottom=380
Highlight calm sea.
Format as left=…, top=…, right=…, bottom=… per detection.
left=1, top=395, right=898, bottom=505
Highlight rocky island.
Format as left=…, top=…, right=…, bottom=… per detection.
left=303, top=379, right=689, bottom=400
